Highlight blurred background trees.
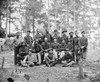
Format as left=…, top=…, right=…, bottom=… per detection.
left=0, top=0, right=100, bottom=39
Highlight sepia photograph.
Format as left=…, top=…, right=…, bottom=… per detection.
left=0, top=0, right=100, bottom=82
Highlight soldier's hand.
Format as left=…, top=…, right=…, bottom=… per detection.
left=69, top=51, right=72, bottom=54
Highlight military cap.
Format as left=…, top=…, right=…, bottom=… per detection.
left=62, top=30, right=67, bottom=33
left=69, top=32, right=73, bottom=34
left=81, top=31, right=85, bottom=33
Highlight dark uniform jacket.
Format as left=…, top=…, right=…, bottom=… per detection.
left=24, top=35, right=33, bottom=49
left=67, top=42, right=73, bottom=52
left=42, top=42, right=51, bottom=50
left=32, top=43, right=42, bottom=53
left=19, top=46, right=29, bottom=57
left=43, top=34, right=53, bottom=43
left=51, top=42, right=59, bottom=50
left=61, top=34, right=68, bottom=44
left=79, top=36, right=88, bottom=51
left=59, top=42, right=67, bottom=51
left=73, top=36, right=80, bottom=51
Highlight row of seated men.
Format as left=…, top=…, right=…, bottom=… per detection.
left=15, top=31, right=88, bottom=67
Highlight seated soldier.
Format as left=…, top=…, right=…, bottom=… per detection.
left=51, top=38, right=59, bottom=60
left=45, top=48, right=56, bottom=67
left=42, top=38, right=51, bottom=61
left=17, top=41, right=29, bottom=65
left=59, top=41, right=75, bottom=67
left=21, top=50, right=37, bottom=67
left=31, top=39, right=43, bottom=65
left=59, top=39, right=68, bottom=59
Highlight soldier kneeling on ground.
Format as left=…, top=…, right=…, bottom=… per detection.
left=45, top=48, right=57, bottom=67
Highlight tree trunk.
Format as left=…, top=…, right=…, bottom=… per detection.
left=83, top=0, right=86, bottom=31
left=33, top=16, right=35, bottom=39
left=1, top=57, right=5, bottom=69
left=74, top=0, right=76, bottom=31
left=6, top=10, right=8, bottom=39
left=0, top=15, right=1, bottom=28
left=78, top=58, right=84, bottom=79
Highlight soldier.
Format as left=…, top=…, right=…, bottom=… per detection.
left=51, top=38, right=60, bottom=60
left=43, top=30, right=53, bottom=43
left=68, top=32, right=74, bottom=60
left=61, top=30, right=68, bottom=44
left=13, top=34, right=22, bottom=65
left=53, top=30, right=61, bottom=43
left=34, top=30, right=41, bottom=41
left=24, top=30, right=33, bottom=49
left=58, top=41, right=74, bottom=67
left=42, top=37, right=51, bottom=61
left=59, top=39, right=68, bottom=59
left=73, top=31, right=80, bottom=63
left=68, top=32, right=74, bottom=44
left=31, top=39, right=43, bottom=65
left=18, top=41, right=29, bottom=66
left=79, top=31, right=88, bottom=60
left=45, top=48, right=56, bottom=67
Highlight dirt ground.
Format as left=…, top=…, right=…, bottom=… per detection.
left=0, top=43, right=100, bottom=82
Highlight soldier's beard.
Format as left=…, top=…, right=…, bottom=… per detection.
left=70, top=35, right=73, bottom=38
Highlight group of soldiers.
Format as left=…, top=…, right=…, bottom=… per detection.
left=13, top=29, right=88, bottom=67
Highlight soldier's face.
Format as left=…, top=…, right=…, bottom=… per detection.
left=54, top=39, right=57, bottom=42
left=27, top=32, right=30, bottom=35
left=44, top=38, right=48, bottom=42
left=82, top=33, right=85, bottom=36
left=62, top=40, right=65, bottom=43
left=75, top=32, right=78, bottom=36
left=69, top=33, right=73, bottom=37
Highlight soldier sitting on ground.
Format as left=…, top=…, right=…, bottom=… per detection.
left=59, top=39, right=68, bottom=59
left=17, top=41, right=29, bottom=66
left=31, top=39, right=43, bottom=65
left=59, top=41, right=75, bottom=67
left=21, top=50, right=37, bottom=67
left=45, top=48, right=56, bottom=67
left=51, top=38, right=60, bottom=60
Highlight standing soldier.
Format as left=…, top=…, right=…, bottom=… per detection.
left=68, top=32, right=74, bottom=44
left=79, top=31, right=88, bottom=60
left=24, top=30, right=33, bottom=49
left=53, top=30, right=61, bottom=44
left=73, top=31, right=80, bottom=63
left=61, top=30, right=68, bottom=44
left=35, top=30, right=41, bottom=40
left=43, top=30, right=53, bottom=43
left=68, top=32, right=74, bottom=60
left=13, top=34, right=22, bottom=65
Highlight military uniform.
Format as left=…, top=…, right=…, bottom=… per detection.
left=24, top=35, right=33, bottom=49
left=58, top=41, right=73, bottom=63
left=43, top=33, right=53, bottom=43
left=73, top=35, right=80, bottom=63
left=51, top=41, right=60, bottom=59
left=59, top=41, right=68, bottom=59
left=79, top=35, right=88, bottom=59
left=42, top=41, right=51, bottom=61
